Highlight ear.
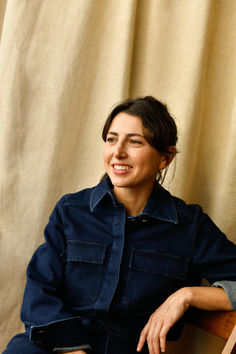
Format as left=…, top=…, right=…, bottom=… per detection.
left=159, top=146, right=176, bottom=170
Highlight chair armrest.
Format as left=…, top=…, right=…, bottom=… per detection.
left=186, top=308, right=236, bottom=340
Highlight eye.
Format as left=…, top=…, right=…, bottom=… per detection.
left=106, top=136, right=116, bottom=143
left=130, top=139, right=142, bottom=145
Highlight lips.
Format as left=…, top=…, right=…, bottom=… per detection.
left=113, top=164, right=132, bottom=171
left=111, top=164, right=133, bottom=173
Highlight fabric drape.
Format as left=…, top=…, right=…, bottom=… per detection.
left=1, top=1, right=235, bottom=353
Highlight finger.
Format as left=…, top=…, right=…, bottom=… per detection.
left=159, top=332, right=166, bottom=353
left=137, top=324, right=149, bottom=352
left=159, top=324, right=170, bottom=353
left=147, top=321, right=162, bottom=354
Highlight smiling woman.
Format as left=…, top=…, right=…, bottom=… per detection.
left=3, top=96, right=236, bottom=354
left=103, top=112, right=174, bottom=216
left=102, top=97, right=178, bottom=186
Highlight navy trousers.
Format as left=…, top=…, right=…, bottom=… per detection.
left=3, top=332, right=149, bottom=354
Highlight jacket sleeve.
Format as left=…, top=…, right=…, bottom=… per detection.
left=20, top=196, right=91, bottom=351
left=212, top=280, right=236, bottom=309
left=193, top=207, right=236, bottom=309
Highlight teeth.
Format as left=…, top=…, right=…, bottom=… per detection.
left=113, top=165, right=131, bottom=171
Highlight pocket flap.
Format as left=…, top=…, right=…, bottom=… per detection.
left=130, top=248, right=189, bottom=280
left=64, top=241, right=107, bottom=264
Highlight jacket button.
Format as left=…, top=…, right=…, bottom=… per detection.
left=142, top=219, right=148, bottom=222
left=35, top=340, right=43, bottom=344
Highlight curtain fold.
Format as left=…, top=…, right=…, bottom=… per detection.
left=0, top=1, right=235, bottom=353
left=0, top=0, right=7, bottom=41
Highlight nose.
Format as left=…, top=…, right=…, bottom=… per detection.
left=114, top=142, right=127, bottom=158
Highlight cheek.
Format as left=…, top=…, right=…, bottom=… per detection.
left=141, top=154, right=162, bottom=173
left=103, top=147, right=110, bottom=166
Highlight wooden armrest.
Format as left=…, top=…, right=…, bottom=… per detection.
left=186, top=308, right=236, bottom=339
left=186, top=308, right=236, bottom=353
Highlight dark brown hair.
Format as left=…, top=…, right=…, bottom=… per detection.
left=102, top=96, right=178, bottom=184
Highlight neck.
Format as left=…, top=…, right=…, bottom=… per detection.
left=113, top=186, right=153, bottom=216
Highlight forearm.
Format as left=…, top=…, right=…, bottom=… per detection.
left=182, top=286, right=233, bottom=311
left=137, top=285, right=233, bottom=353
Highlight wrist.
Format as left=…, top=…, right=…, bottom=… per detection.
left=178, top=287, right=193, bottom=310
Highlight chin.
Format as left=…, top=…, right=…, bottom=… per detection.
left=109, top=176, right=129, bottom=186
left=110, top=180, right=126, bottom=188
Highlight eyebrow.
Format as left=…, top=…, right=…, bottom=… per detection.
left=107, top=132, right=145, bottom=138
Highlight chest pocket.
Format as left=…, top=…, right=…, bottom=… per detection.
left=131, top=248, right=188, bottom=280
left=122, top=248, right=189, bottom=311
left=62, top=240, right=107, bottom=305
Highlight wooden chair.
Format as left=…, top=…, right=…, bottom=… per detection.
left=186, top=308, right=236, bottom=353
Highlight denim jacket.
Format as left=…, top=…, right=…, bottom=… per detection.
left=20, top=178, right=236, bottom=352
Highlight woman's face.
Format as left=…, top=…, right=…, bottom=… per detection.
left=103, top=112, right=167, bottom=193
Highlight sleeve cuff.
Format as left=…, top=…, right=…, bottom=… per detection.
left=212, top=280, right=236, bottom=310
left=30, top=317, right=89, bottom=350
left=53, top=344, right=92, bottom=353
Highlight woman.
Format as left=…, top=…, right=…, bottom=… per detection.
left=3, top=96, right=236, bottom=354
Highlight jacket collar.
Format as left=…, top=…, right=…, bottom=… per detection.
left=142, top=183, right=178, bottom=224
left=90, top=178, right=116, bottom=212
left=90, top=178, right=178, bottom=224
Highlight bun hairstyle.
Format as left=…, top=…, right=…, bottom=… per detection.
left=102, top=96, right=178, bottom=184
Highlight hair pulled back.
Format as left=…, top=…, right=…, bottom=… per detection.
left=102, top=96, right=178, bottom=184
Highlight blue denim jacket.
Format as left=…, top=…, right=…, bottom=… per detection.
left=19, top=178, right=236, bottom=351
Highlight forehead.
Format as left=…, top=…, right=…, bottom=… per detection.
left=109, top=112, right=144, bottom=133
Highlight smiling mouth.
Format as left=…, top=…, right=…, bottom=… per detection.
left=113, top=165, right=132, bottom=171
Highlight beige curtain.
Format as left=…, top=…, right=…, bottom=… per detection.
left=0, top=0, right=235, bottom=352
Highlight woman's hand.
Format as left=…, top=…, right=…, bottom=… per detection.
left=137, top=288, right=190, bottom=354
left=136, top=286, right=232, bottom=354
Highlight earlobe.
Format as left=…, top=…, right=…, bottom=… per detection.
left=159, top=157, right=168, bottom=171
left=159, top=146, right=176, bottom=170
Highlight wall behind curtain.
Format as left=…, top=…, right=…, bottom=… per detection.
left=0, top=0, right=235, bottom=352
